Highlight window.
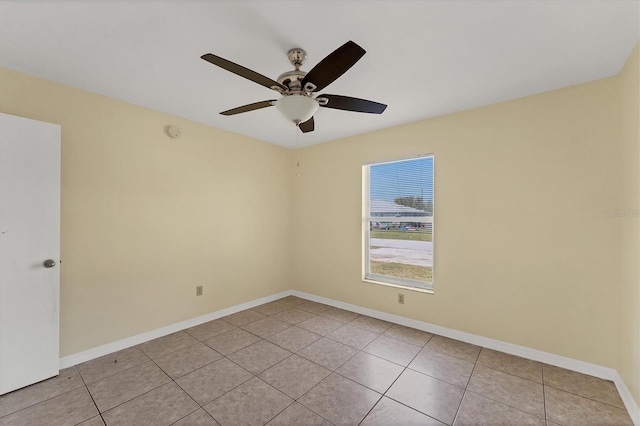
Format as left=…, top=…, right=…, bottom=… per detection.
left=363, top=156, right=434, bottom=291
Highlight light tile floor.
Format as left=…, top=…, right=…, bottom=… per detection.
left=0, top=296, right=633, bottom=426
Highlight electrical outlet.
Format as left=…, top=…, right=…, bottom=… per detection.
left=398, top=293, right=405, bottom=304
left=196, top=285, right=203, bottom=296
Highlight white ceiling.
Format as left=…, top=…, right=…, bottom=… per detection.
left=0, top=1, right=638, bottom=148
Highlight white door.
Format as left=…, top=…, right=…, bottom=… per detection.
left=0, top=113, right=61, bottom=395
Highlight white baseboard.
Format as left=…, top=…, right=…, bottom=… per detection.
left=59, top=290, right=293, bottom=369
left=613, top=370, right=640, bottom=426
left=291, top=290, right=640, bottom=425
left=59, top=288, right=639, bottom=425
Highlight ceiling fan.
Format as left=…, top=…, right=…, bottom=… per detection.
left=201, top=41, right=387, bottom=133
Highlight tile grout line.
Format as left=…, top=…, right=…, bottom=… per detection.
left=472, top=363, right=548, bottom=388
left=136, top=336, right=202, bottom=367
left=451, top=352, right=480, bottom=425
left=423, top=343, right=481, bottom=365
left=73, top=365, right=107, bottom=426
left=268, top=330, right=339, bottom=426
left=542, top=363, right=548, bottom=421
left=461, top=389, right=547, bottom=422
left=266, top=328, right=322, bottom=352
left=165, top=406, right=206, bottom=426
left=289, top=347, right=365, bottom=426
left=86, top=349, right=198, bottom=420
left=451, top=391, right=469, bottom=426
left=290, top=391, right=337, bottom=426
left=462, top=348, right=548, bottom=423
left=355, top=394, right=384, bottom=426
left=147, top=340, right=210, bottom=370
left=143, top=345, right=205, bottom=425
left=76, top=348, right=153, bottom=388
left=180, top=355, right=254, bottom=407
left=249, top=376, right=298, bottom=426
left=542, top=383, right=630, bottom=412
left=473, top=360, right=544, bottom=385
left=165, top=407, right=201, bottom=426
left=91, top=375, right=170, bottom=417
left=473, top=351, right=628, bottom=415
left=467, top=356, right=629, bottom=415
left=0, top=374, right=86, bottom=421
left=357, top=330, right=436, bottom=425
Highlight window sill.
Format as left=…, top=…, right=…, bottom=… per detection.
left=362, top=277, right=434, bottom=294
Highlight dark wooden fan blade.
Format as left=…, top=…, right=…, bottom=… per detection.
left=301, top=41, right=365, bottom=92
left=319, top=94, right=387, bottom=114
left=298, top=116, right=314, bottom=133
left=220, top=100, right=276, bottom=116
left=202, top=53, right=286, bottom=91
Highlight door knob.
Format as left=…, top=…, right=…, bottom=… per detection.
left=43, top=259, right=56, bottom=268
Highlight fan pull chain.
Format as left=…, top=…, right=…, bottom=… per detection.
left=295, top=123, right=301, bottom=177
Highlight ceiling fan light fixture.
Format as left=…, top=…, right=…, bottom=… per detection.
left=275, top=95, right=319, bottom=124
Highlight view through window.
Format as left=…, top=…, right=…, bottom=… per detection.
left=363, top=156, right=434, bottom=291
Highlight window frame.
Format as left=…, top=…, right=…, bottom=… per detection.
left=362, top=155, right=434, bottom=293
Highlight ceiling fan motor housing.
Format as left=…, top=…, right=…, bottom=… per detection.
left=277, top=48, right=309, bottom=91
left=277, top=69, right=306, bottom=91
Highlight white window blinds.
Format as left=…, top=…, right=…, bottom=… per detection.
left=363, top=156, right=434, bottom=290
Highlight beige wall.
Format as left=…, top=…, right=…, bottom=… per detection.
left=0, top=67, right=293, bottom=357
left=617, top=43, right=640, bottom=405
left=292, top=74, right=624, bottom=369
